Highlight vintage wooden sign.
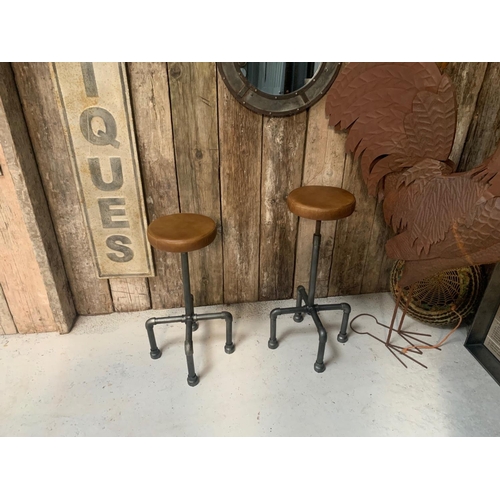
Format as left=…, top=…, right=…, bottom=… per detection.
left=51, top=62, right=153, bottom=278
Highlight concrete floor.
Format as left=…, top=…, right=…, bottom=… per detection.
left=1, top=292, right=499, bottom=436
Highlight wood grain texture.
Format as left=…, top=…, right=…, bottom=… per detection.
left=328, top=153, right=388, bottom=296
left=127, top=62, right=183, bottom=310
left=294, top=98, right=346, bottom=298
left=459, top=63, right=500, bottom=172
left=259, top=113, right=306, bottom=300
left=0, top=143, right=55, bottom=333
left=444, top=62, right=488, bottom=166
left=109, top=278, right=151, bottom=312
left=0, top=63, right=75, bottom=333
left=168, top=62, right=223, bottom=306
left=12, top=62, right=113, bottom=315
left=0, top=283, right=17, bottom=334
left=358, top=199, right=394, bottom=294
left=5, top=61, right=498, bottom=317
left=218, top=71, right=263, bottom=304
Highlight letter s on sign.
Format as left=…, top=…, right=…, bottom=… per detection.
left=106, top=235, right=134, bottom=263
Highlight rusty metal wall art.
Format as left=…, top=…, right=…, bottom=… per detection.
left=326, top=62, right=500, bottom=366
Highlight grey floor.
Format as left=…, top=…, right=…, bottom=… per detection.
left=1, top=292, right=499, bottom=436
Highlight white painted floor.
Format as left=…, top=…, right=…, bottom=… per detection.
left=1, top=292, right=499, bottom=436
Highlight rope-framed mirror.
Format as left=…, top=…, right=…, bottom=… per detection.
left=217, top=62, right=341, bottom=117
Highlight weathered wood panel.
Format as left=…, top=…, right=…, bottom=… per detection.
left=127, top=62, right=183, bottom=309
left=259, top=113, right=306, bottom=300
left=459, top=63, right=500, bottom=172
left=12, top=63, right=114, bottom=315
left=218, top=71, right=263, bottom=304
left=0, top=63, right=76, bottom=333
left=109, top=278, right=151, bottom=312
left=0, top=143, right=55, bottom=333
left=168, top=62, right=223, bottom=306
left=358, top=200, right=394, bottom=294
left=443, top=62, right=488, bottom=166
left=294, top=99, right=346, bottom=298
left=328, top=153, right=379, bottom=296
left=0, top=284, right=17, bottom=334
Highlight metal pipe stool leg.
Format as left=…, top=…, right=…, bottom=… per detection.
left=146, top=318, right=162, bottom=359
left=145, top=252, right=235, bottom=387
left=180, top=252, right=199, bottom=386
left=184, top=318, right=199, bottom=387
left=293, top=286, right=307, bottom=323
left=268, top=220, right=352, bottom=372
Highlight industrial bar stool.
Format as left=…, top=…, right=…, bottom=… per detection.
left=268, top=186, right=355, bottom=373
left=145, top=213, right=234, bottom=387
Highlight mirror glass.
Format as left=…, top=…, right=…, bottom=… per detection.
left=239, top=62, right=322, bottom=95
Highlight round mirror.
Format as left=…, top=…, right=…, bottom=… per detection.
left=218, top=62, right=341, bottom=117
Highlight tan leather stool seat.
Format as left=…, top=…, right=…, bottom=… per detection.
left=287, top=186, right=356, bottom=221
left=147, top=213, right=217, bottom=253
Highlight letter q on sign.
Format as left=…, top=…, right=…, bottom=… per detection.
left=80, top=107, right=121, bottom=148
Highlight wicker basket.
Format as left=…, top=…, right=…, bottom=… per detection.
left=389, top=260, right=484, bottom=325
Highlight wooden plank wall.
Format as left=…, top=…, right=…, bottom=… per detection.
left=0, top=143, right=56, bottom=333
left=0, top=62, right=76, bottom=334
left=7, top=62, right=499, bottom=324
left=169, top=63, right=223, bottom=306
left=127, top=63, right=183, bottom=310
left=13, top=63, right=115, bottom=316
left=218, top=72, right=262, bottom=304
left=260, top=114, right=306, bottom=301
left=458, top=63, right=500, bottom=171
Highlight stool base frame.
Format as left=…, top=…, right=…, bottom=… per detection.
left=146, top=252, right=234, bottom=387
left=268, top=221, right=351, bottom=373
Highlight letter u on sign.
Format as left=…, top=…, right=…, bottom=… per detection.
left=51, top=62, right=153, bottom=278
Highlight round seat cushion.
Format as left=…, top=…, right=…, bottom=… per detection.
left=287, top=186, right=356, bottom=221
left=147, top=213, right=217, bottom=253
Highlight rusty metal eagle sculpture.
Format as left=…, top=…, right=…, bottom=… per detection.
left=326, top=62, right=500, bottom=365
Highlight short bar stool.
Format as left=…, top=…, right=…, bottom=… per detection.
left=145, top=213, right=234, bottom=387
left=268, top=186, right=355, bottom=373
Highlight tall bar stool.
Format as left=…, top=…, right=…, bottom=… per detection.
left=268, top=186, right=355, bottom=373
left=145, top=213, right=234, bottom=387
